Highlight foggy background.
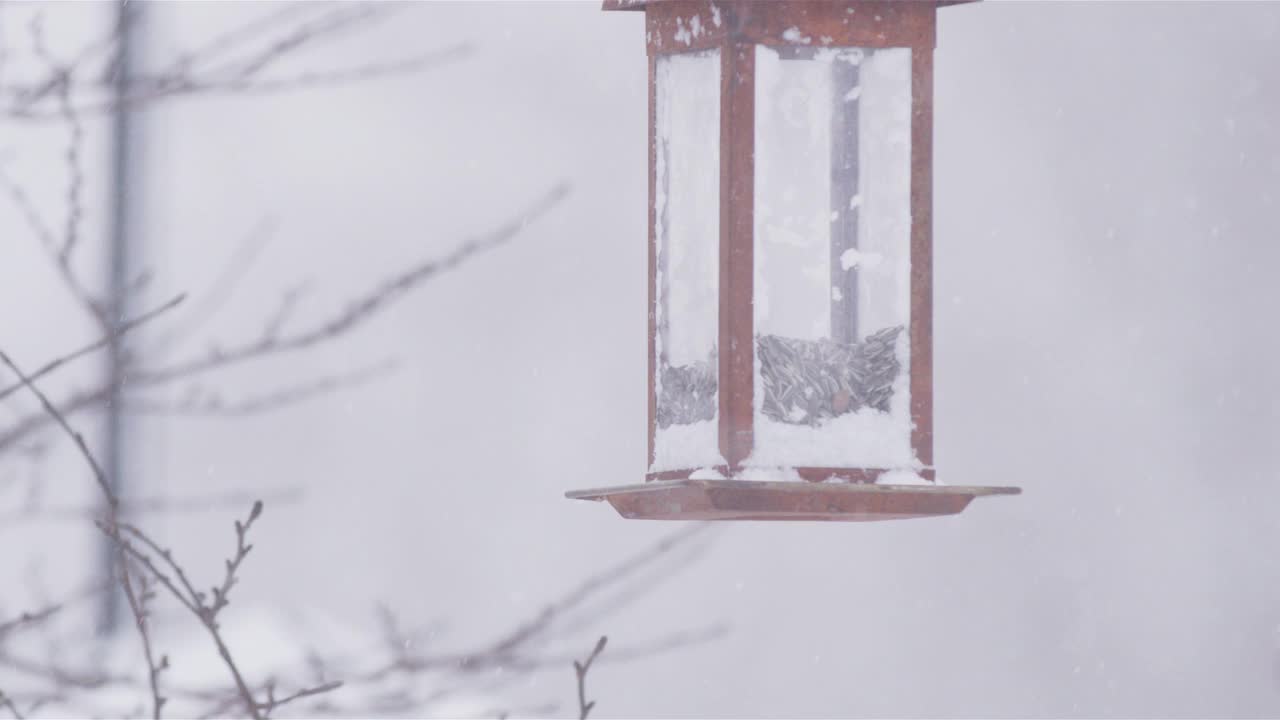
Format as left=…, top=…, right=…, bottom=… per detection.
left=1, top=1, right=1278, bottom=717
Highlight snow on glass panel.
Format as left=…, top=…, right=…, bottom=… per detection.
left=652, top=49, right=724, bottom=472
left=750, top=45, right=916, bottom=470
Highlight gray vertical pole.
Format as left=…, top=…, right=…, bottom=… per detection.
left=100, top=0, right=141, bottom=635
left=830, top=55, right=860, bottom=345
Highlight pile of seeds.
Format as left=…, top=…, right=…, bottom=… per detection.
left=656, top=356, right=717, bottom=428
left=654, top=325, right=903, bottom=429
left=757, top=325, right=903, bottom=426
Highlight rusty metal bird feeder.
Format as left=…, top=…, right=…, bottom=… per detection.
left=568, top=0, right=1020, bottom=521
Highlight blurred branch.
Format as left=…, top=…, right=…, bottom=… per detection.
left=0, top=690, right=22, bottom=720
left=0, top=351, right=116, bottom=505
left=209, top=4, right=386, bottom=82
left=0, top=514, right=719, bottom=718
left=573, top=635, right=606, bottom=720
left=21, top=13, right=108, bottom=330
left=0, top=294, right=185, bottom=404
left=126, top=360, right=396, bottom=418
left=258, top=680, right=343, bottom=719
left=0, top=5, right=719, bottom=717
left=0, top=651, right=127, bottom=691
left=0, top=603, right=62, bottom=639
left=0, top=486, right=303, bottom=527
left=0, top=349, right=342, bottom=720
left=140, top=182, right=569, bottom=385
left=222, top=44, right=474, bottom=96
left=343, top=522, right=716, bottom=698
left=0, top=167, right=107, bottom=328
left=482, top=523, right=709, bottom=660
left=118, top=558, right=167, bottom=719
left=149, top=218, right=277, bottom=354
left=0, top=183, right=568, bottom=456
left=2, top=4, right=471, bottom=121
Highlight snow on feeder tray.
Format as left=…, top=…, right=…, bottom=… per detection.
left=567, top=0, right=1020, bottom=521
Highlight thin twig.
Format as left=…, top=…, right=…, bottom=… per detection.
left=167, top=4, right=319, bottom=75
left=0, top=603, right=62, bottom=638
left=53, top=71, right=86, bottom=269
left=126, top=361, right=395, bottom=417
left=484, top=523, right=708, bottom=658
left=1, top=5, right=465, bottom=122
left=0, top=650, right=127, bottom=691
left=0, top=294, right=186, bottom=404
left=0, top=184, right=568, bottom=455
left=0, top=348, right=264, bottom=719
left=139, top=182, right=569, bottom=385
left=150, top=219, right=276, bottom=354
left=0, top=168, right=107, bottom=325
left=0, top=351, right=115, bottom=506
left=26, top=12, right=106, bottom=330
left=346, top=523, right=712, bottom=693
left=0, top=486, right=303, bottom=526
left=207, top=500, right=262, bottom=620
left=573, top=636, right=607, bottom=720
left=117, top=560, right=168, bottom=719
left=215, top=4, right=384, bottom=82
left=257, top=680, right=342, bottom=718
left=224, top=44, right=473, bottom=95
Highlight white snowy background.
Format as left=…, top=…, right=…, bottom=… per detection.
left=1, top=1, right=1279, bottom=717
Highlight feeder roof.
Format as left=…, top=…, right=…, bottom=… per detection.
left=603, top=0, right=976, bottom=10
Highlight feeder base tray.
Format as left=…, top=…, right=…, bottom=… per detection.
left=566, top=479, right=1020, bottom=522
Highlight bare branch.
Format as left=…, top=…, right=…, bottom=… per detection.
left=258, top=680, right=342, bottom=718
left=573, top=636, right=607, bottom=720
left=0, top=294, right=186, bottom=404
left=1, top=4, right=467, bottom=121
left=140, top=182, right=569, bottom=385
left=0, top=486, right=303, bottom=527
left=0, top=383, right=111, bottom=455
left=0, top=689, right=25, bottom=720
left=0, top=603, right=62, bottom=638
left=483, top=523, right=710, bottom=659
left=105, top=518, right=260, bottom=718
left=0, top=351, right=115, bottom=507
left=150, top=219, right=276, bottom=354
left=117, top=561, right=168, bottom=719
left=52, top=69, right=86, bottom=268
left=0, top=168, right=107, bottom=326
left=23, top=12, right=104, bottom=329
left=207, top=500, right=262, bottom=620
left=213, top=4, right=385, bottom=83
left=0, top=347, right=272, bottom=719
left=0, top=650, right=128, bottom=691
left=339, top=522, right=714, bottom=701
left=589, top=624, right=728, bottom=664
left=126, top=361, right=395, bottom=418
left=0, top=182, right=565, bottom=454
left=222, top=44, right=473, bottom=95
left=0, top=8, right=718, bottom=716
left=166, top=5, right=320, bottom=75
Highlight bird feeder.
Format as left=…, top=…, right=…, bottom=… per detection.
left=568, top=0, right=1019, bottom=521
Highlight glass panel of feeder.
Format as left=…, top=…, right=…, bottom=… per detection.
left=750, top=45, right=916, bottom=471
left=651, top=49, right=723, bottom=472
